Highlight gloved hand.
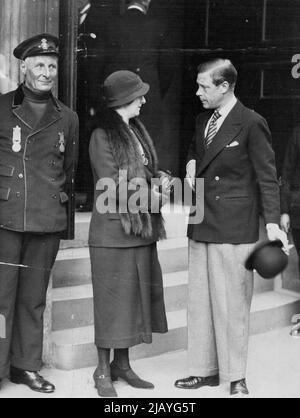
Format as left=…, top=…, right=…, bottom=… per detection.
left=266, top=223, right=290, bottom=255
left=186, top=160, right=196, bottom=191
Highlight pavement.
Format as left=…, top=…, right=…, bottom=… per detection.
left=1, top=326, right=300, bottom=398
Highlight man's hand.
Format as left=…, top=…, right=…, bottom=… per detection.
left=186, top=159, right=196, bottom=191
left=266, top=223, right=290, bottom=255
left=280, top=213, right=290, bottom=234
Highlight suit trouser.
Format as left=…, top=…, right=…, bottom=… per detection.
left=188, top=240, right=255, bottom=382
left=0, top=229, right=60, bottom=379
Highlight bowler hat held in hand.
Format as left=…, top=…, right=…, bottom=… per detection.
left=245, top=240, right=288, bottom=279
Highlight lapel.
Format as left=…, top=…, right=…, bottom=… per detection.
left=12, top=85, right=63, bottom=135
left=28, top=100, right=62, bottom=137
left=197, top=101, right=244, bottom=176
left=131, top=119, right=157, bottom=173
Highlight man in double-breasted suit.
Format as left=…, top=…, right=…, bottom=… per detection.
left=0, top=34, right=79, bottom=393
left=175, top=59, right=288, bottom=397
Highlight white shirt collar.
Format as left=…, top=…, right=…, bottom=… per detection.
left=205, top=96, right=238, bottom=136
left=217, top=96, right=238, bottom=120
left=127, top=5, right=146, bottom=14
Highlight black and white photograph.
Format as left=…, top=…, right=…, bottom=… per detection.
left=0, top=0, right=300, bottom=401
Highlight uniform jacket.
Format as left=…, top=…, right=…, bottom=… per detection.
left=280, top=126, right=300, bottom=228
left=88, top=112, right=166, bottom=248
left=187, top=100, right=280, bottom=244
left=0, top=86, right=79, bottom=239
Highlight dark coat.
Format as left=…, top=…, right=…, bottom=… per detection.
left=103, top=9, right=172, bottom=99
left=280, top=126, right=300, bottom=228
left=187, top=100, right=280, bottom=244
left=0, top=86, right=79, bottom=239
left=88, top=112, right=166, bottom=248
left=102, top=9, right=174, bottom=154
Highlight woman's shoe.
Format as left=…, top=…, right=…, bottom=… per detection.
left=110, top=362, right=154, bottom=389
left=93, top=372, right=118, bottom=398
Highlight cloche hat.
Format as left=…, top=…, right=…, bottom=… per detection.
left=103, top=70, right=150, bottom=108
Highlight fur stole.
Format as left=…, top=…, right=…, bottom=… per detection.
left=98, top=110, right=166, bottom=240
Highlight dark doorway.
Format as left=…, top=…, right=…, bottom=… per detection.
left=75, top=0, right=185, bottom=210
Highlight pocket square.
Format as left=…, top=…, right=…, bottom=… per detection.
left=226, top=141, right=239, bottom=148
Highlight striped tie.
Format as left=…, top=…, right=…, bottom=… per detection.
left=205, top=110, right=221, bottom=149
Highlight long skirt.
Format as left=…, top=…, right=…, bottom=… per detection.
left=89, top=243, right=168, bottom=348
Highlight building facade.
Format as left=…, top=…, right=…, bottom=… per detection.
left=1, top=0, right=300, bottom=370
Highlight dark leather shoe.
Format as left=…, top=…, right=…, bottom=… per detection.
left=175, top=375, right=220, bottom=389
left=93, top=371, right=118, bottom=398
left=230, top=379, right=249, bottom=397
left=111, top=362, right=154, bottom=389
left=10, top=367, right=55, bottom=394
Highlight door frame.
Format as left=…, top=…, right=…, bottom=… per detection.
left=58, top=0, right=78, bottom=110
left=58, top=0, right=127, bottom=110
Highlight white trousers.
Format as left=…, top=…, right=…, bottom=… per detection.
left=188, top=240, right=255, bottom=382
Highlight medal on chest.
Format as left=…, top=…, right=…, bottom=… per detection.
left=12, top=125, right=22, bottom=153
left=58, top=132, right=65, bottom=153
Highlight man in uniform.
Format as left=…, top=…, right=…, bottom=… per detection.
left=0, top=34, right=79, bottom=393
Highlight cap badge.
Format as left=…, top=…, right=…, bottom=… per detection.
left=40, top=38, right=49, bottom=51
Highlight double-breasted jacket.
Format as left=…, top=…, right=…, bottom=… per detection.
left=187, top=100, right=280, bottom=244
left=0, top=86, right=79, bottom=239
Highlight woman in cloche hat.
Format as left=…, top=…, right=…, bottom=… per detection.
left=88, top=70, right=171, bottom=398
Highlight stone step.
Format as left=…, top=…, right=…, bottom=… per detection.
left=53, top=236, right=275, bottom=294
left=52, top=271, right=188, bottom=331
left=250, top=289, right=300, bottom=334
left=51, top=289, right=300, bottom=370
left=51, top=269, right=274, bottom=332
left=51, top=310, right=187, bottom=370
left=52, top=237, right=189, bottom=288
